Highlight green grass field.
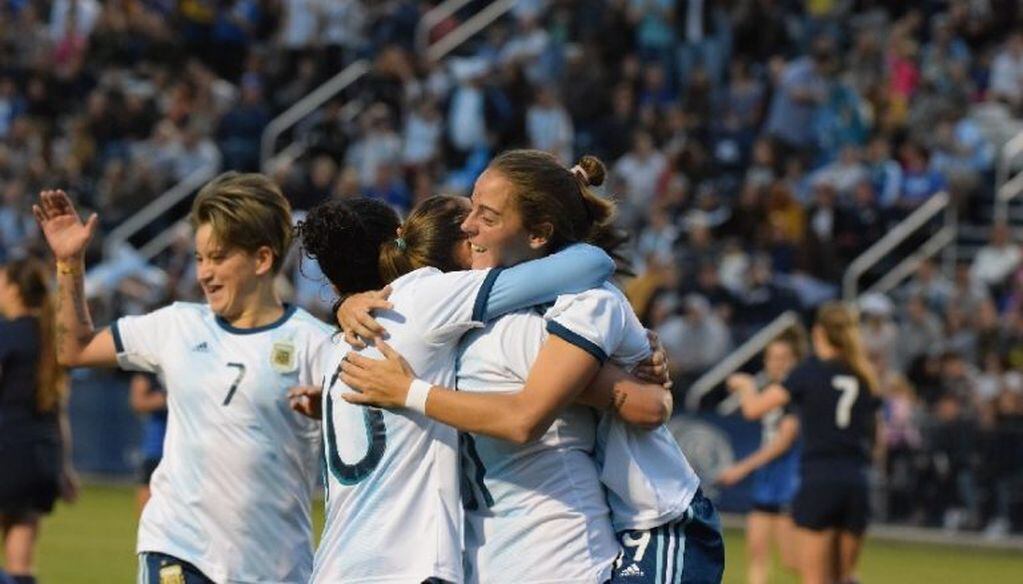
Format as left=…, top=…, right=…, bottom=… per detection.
left=4, top=485, right=1021, bottom=583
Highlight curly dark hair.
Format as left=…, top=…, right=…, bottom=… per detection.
left=295, top=197, right=400, bottom=300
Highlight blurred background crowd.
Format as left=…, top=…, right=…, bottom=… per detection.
left=1, top=0, right=1022, bottom=537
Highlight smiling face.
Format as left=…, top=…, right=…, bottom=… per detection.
left=460, top=169, right=545, bottom=269
left=193, top=223, right=273, bottom=320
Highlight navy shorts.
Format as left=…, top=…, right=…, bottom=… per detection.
left=138, top=457, right=161, bottom=486
left=791, top=479, right=870, bottom=534
left=0, top=439, right=60, bottom=517
left=611, top=490, right=725, bottom=584
left=138, top=552, right=214, bottom=584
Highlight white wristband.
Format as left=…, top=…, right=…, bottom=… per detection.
left=405, top=379, right=432, bottom=414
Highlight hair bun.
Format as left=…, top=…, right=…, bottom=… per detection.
left=575, top=155, right=606, bottom=187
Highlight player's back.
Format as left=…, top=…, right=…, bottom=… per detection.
left=784, top=357, right=881, bottom=482
left=115, top=302, right=329, bottom=583
left=313, top=267, right=502, bottom=584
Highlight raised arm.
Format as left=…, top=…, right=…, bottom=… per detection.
left=728, top=373, right=791, bottom=420
left=717, top=414, right=799, bottom=487
left=341, top=336, right=602, bottom=444
left=33, top=190, right=117, bottom=367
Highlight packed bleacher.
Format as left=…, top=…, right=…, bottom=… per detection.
left=2, top=0, right=1022, bottom=536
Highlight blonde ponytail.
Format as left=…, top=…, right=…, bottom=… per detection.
left=817, top=302, right=880, bottom=396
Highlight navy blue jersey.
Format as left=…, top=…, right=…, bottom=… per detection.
left=783, top=357, right=880, bottom=480
left=0, top=316, right=58, bottom=444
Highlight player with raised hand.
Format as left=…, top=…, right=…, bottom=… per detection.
left=339, top=150, right=723, bottom=584
left=33, top=174, right=331, bottom=584
left=717, top=329, right=806, bottom=584
left=730, top=303, right=883, bottom=584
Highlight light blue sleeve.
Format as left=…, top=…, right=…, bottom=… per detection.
left=476, top=243, right=615, bottom=322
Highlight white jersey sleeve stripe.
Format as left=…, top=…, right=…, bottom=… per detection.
left=547, top=320, right=609, bottom=364
left=111, top=321, right=125, bottom=353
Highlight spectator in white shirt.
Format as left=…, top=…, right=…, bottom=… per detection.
left=613, top=130, right=667, bottom=215
left=971, top=223, right=1021, bottom=290
left=402, top=98, right=442, bottom=169
left=526, top=86, right=573, bottom=164
left=989, top=32, right=1023, bottom=110
left=347, top=105, right=402, bottom=187
left=657, top=293, right=732, bottom=379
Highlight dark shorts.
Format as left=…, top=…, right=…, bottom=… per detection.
left=792, top=479, right=870, bottom=534
left=0, top=440, right=60, bottom=517
left=611, top=489, right=725, bottom=584
left=138, top=552, right=215, bottom=584
left=138, top=457, right=161, bottom=485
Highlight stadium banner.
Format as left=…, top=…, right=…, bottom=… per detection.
left=667, top=412, right=762, bottom=513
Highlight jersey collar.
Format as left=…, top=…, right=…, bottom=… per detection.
left=215, top=304, right=298, bottom=335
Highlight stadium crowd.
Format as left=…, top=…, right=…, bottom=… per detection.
left=1, top=0, right=1022, bottom=536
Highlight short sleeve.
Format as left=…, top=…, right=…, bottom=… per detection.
left=782, top=363, right=811, bottom=405
left=306, top=332, right=341, bottom=387
left=543, top=286, right=640, bottom=365
left=111, top=304, right=180, bottom=373
left=407, top=268, right=499, bottom=345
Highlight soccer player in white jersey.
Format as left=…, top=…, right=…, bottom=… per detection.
left=32, top=175, right=331, bottom=584
left=295, top=194, right=619, bottom=583
left=340, top=151, right=725, bottom=583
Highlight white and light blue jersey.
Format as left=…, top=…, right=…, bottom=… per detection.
left=312, top=267, right=486, bottom=584
left=112, top=303, right=330, bottom=584
left=458, top=307, right=619, bottom=584
left=545, top=284, right=702, bottom=532
left=313, top=244, right=617, bottom=583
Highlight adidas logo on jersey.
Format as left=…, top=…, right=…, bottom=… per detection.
left=192, top=341, right=210, bottom=353
left=618, top=563, right=645, bottom=578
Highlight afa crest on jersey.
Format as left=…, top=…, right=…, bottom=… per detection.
left=159, top=564, right=185, bottom=584
left=271, top=339, right=297, bottom=373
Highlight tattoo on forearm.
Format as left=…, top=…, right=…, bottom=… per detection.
left=611, top=388, right=628, bottom=411
left=55, top=323, right=68, bottom=357
left=70, top=274, right=90, bottom=326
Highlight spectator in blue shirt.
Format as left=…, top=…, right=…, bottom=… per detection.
left=129, top=374, right=166, bottom=515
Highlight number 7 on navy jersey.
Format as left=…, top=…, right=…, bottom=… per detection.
left=832, top=375, right=859, bottom=429
left=223, top=363, right=246, bottom=406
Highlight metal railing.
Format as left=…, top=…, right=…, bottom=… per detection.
left=260, top=0, right=517, bottom=174
left=259, top=60, right=371, bottom=172
left=415, top=0, right=477, bottom=57
left=688, top=191, right=959, bottom=412
left=426, top=0, right=518, bottom=63
left=862, top=221, right=957, bottom=297
left=684, top=311, right=801, bottom=412
left=103, top=155, right=221, bottom=258
left=996, top=130, right=1023, bottom=223
left=842, top=191, right=953, bottom=301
